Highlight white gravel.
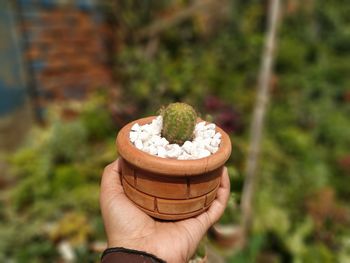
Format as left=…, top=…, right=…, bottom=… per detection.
left=129, top=116, right=222, bottom=160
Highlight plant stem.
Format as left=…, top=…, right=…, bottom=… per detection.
left=240, top=0, right=281, bottom=237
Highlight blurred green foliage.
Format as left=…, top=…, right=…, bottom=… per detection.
left=0, top=95, right=116, bottom=262
left=115, top=0, right=350, bottom=261
left=1, top=0, right=350, bottom=262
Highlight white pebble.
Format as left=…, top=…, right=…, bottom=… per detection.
left=203, top=130, right=216, bottom=138
left=150, top=135, right=162, bottom=146
left=205, top=144, right=218, bottom=154
left=156, top=115, right=163, bottom=125
left=143, top=140, right=151, bottom=147
left=157, top=146, right=166, bottom=158
left=211, top=138, right=221, bottom=147
left=141, top=124, right=152, bottom=133
left=166, top=147, right=181, bottom=158
left=195, top=121, right=206, bottom=131
left=182, top=141, right=192, bottom=153
left=135, top=139, right=143, bottom=150
left=152, top=125, right=162, bottom=134
left=206, top=123, right=216, bottom=130
left=139, top=131, right=150, bottom=141
left=129, top=131, right=139, bottom=142
left=195, top=130, right=204, bottom=138
left=213, top=132, right=222, bottom=140
left=129, top=116, right=222, bottom=160
left=198, top=149, right=211, bottom=158
left=160, top=137, right=169, bottom=146
left=150, top=120, right=162, bottom=133
left=143, top=145, right=150, bottom=153
left=196, top=140, right=206, bottom=149
left=166, top=144, right=180, bottom=151
left=178, top=152, right=191, bottom=160
left=203, top=138, right=212, bottom=146
left=131, top=123, right=140, bottom=131
left=149, top=145, right=158, bottom=155
left=190, top=143, right=200, bottom=156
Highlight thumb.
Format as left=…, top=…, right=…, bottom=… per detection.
left=198, top=167, right=230, bottom=225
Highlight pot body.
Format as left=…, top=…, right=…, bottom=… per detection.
left=117, top=116, right=231, bottom=220
left=120, top=158, right=222, bottom=220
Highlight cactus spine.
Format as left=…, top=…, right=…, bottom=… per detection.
left=161, top=103, right=197, bottom=145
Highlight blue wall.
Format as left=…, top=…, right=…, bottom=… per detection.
left=0, top=0, right=27, bottom=116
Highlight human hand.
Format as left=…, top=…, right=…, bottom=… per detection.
left=100, top=159, right=230, bottom=263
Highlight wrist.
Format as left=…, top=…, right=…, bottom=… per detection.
left=102, top=247, right=166, bottom=263
left=108, top=238, right=159, bottom=258
left=108, top=238, right=145, bottom=251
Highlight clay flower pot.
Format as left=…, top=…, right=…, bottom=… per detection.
left=116, top=116, right=232, bottom=220
left=208, top=224, right=244, bottom=249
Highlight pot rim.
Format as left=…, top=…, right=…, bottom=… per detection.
left=116, top=116, right=232, bottom=176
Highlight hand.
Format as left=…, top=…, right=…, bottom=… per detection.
left=100, top=159, right=230, bottom=263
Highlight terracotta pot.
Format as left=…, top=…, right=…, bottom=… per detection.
left=208, top=224, right=244, bottom=249
left=116, top=116, right=231, bottom=220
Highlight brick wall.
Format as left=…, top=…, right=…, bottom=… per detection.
left=17, top=0, right=113, bottom=110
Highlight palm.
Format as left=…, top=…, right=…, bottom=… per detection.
left=100, top=160, right=230, bottom=263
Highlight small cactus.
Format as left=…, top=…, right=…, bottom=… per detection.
left=161, top=102, right=197, bottom=145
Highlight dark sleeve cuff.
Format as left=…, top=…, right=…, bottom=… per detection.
left=101, top=247, right=166, bottom=263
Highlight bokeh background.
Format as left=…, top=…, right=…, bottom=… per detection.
left=0, top=0, right=349, bottom=262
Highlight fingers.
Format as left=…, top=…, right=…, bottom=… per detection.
left=100, top=158, right=124, bottom=199
left=100, top=159, right=150, bottom=223
left=196, top=167, right=230, bottom=226
left=220, top=166, right=231, bottom=193
left=177, top=167, right=231, bottom=242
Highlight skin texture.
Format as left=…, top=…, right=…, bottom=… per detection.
left=100, top=159, right=230, bottom=263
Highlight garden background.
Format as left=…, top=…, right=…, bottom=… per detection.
left=0, top=0, right=349, bottom=262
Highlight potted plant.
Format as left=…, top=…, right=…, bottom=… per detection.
left=116, top=102, right=231, bottom=220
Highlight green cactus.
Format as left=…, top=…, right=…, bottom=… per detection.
left=161, top=102, right=197, bottom=145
